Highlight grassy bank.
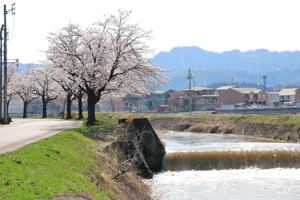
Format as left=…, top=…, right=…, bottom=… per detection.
left=0, top=116, right=150, bottom=200
left=94, top=112, right=300, bottom=142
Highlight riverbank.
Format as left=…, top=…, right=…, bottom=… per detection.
left=96, top=113, right=300, bottom=142
left=149, top=114, right=300, bottom=142
left=0, top=117, right=152, bottom=200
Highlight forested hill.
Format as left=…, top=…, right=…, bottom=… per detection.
left=152, top=46, right=300, bottom=90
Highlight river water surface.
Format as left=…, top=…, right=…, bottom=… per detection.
left=146, top=131, right=300, bottom=200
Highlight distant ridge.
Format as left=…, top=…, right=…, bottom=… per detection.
left=152, top=46, right=300, bottom=90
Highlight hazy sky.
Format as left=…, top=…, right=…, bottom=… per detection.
left=2, top=0, right=300, bottom=63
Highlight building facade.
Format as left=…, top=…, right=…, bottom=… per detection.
left=182, top=87, right=218, bottom=111
left=218, top=88, right=268, bottom=108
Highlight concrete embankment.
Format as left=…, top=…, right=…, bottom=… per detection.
left=149, top=114, right=300, bottom=142
left=114, top=118, right=166, bottom=178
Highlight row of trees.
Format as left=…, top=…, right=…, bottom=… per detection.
left=8, top=10, right=166, bottom=125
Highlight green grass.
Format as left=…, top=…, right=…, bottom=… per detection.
left=0, top=127, right=113, bottom=200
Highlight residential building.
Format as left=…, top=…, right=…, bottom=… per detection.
left=123, top=95, right=147, bottom=112
left=97, top=97, right=124, bottom=112
left=145, top=91, right=166, bottom=111
left=164, top=89, right=183, bottom=112
left=278, top=88, right=300, bottom=106
left=215, top=85, right=238, bottom=95
left=182, top=87, right=218, bottom=111
left=218, top=88, right=268, bottom=109
left=267, top=92, right=280, bottom=107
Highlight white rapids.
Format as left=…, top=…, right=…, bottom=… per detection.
left=146, top=131, right=300, bottom=200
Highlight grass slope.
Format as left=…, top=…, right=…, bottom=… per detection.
left=0, top=127, right=112, bottom=200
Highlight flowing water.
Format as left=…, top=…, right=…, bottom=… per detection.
left=146, top=131, right=300, bottom=200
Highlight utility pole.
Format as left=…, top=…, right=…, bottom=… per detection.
left=263, top=75, right=267, bottom=91
left=0, top=25, right=3, bottom=121
left=187, top=69, right=192, bottom=115
left=3, top=3, right=15, bottom=124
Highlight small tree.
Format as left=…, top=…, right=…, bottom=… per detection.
left=50, top=69, right=79, bottom=119
left=30, top=66, right=60, bottom=118
left=12, top=69, right=37, bottom=118
left=6, top=63, right=19, bottom=111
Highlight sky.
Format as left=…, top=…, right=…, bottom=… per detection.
left=1, top=0, right=300, bottom=63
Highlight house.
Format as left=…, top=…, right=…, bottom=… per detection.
left=145, top=91, right=166, bottom=111
left=278, top=88, right=300, bottom=106
left=164, top=89, right=183, bottom=112
left=123, top=95, right=147, bottom=112
left=267, top=92, right=280, bottom=107
left=97, top=97, right=124, bottom=112
left=182, top=87, right=218, bottom=111
left=215, top=85, right=238, bottom=95
left=218, top=88, right=268, bottom=109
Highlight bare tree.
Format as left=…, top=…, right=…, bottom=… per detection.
left=30, top=66, right=60, bottom=118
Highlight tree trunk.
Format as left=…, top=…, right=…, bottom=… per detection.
left=23, top=101, right=28, bottom=118
left=110, top=98, right=115, bottom=112
left=66, top=93, right=72, bottom=119
left=87, top=93, right=98, bottom=126
left=77, top=92, right=83, bottom=120
left=42, top=96, right=47, bottom=118
left=7, top=99, right=10, bottom=112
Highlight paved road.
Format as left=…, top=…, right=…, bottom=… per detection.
left=0, top=118, right=81, bottom=155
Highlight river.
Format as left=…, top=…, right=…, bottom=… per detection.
left=146, top=131, right=300, bottom=200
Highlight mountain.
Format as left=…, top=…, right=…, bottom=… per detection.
left=152, top=46, right=300, bottom=90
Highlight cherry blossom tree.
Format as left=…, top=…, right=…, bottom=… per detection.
left=50, top=68, right=79, bottom=119
left=7, top=63, right=20, bottom=111
left=46, top=23, right=84, bottom=119
left=12, top=69, right=37, bottom=118
left=29, top=66, right=60, bottom=118
left=47, top=10, right=167, bottom=125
